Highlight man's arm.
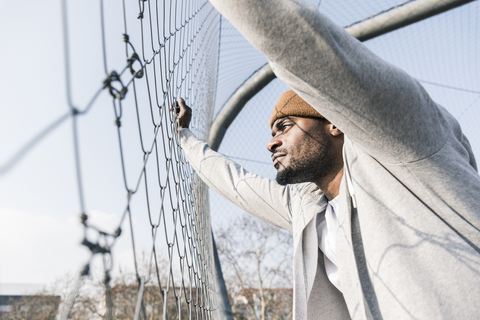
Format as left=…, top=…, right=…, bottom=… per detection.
left=176, top=98, right=295, bottom=231
left=209, top=0, right=451, bottom=164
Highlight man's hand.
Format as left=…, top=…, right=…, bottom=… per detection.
left=174, top=97, right=192, bottom=129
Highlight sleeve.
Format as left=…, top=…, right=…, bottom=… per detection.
left=179, top=128, right=294, bottom=232
left=209, top=0, right=451, bottom=164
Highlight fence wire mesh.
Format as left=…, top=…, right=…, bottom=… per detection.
left=0, top=0, right=222, bottom=318
left=58, top=0, right=221, bottom=318
left=60, top=0, right=221, bottom=318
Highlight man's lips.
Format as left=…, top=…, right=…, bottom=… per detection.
left=272, top=153, right=286, bottom=167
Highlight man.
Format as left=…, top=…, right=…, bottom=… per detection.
left=176, top=0, right=480, bottom=319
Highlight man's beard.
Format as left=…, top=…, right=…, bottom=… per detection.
left=275, top=132, right=336, bottom=185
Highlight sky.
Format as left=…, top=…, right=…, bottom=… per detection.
left=0, top=0, right=478, bottom=293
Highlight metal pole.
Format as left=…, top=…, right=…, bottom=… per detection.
left=211, top=14, right=235, bottom=320
left=347, top=0, right=474, bottom=42
left=212, top=233, right=234, bottom=320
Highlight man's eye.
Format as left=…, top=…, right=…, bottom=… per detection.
left=272, top=122, right=292, bottom=136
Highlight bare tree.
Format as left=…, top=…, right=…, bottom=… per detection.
left=63, top=253, right=191, bottom=320
left=1, top=221, right=292, bottom=320
left=216, top=215, right=293, bottom=320
left=0, top=253, right=193, bottom=320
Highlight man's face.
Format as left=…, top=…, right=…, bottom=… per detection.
left=267, top=116, right=336, bottom=185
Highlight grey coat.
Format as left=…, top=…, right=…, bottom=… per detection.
left=181, top=0, right=480, bottom=319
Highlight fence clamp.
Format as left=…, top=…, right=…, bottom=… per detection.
left=81, top=238, right=111, bottom=254
left=127, top=53, right=144, bottom=79
left=103, top=71, right=127, bottom=100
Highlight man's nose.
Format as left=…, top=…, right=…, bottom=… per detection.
left=267, top=137, right=282, bottom=152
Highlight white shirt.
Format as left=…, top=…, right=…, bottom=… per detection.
left=316, top=197, right=341, bottom=292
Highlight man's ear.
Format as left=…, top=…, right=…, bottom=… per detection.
left=330, top=124, right=343, bottom=136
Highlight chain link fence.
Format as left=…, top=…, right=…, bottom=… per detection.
left=2, top=0, right=222, bottom=319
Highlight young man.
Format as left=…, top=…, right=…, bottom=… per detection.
left=177, top=0, right=480, bottom=319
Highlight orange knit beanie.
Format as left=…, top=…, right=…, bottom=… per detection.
left=269, top=89, right=323, bottom=128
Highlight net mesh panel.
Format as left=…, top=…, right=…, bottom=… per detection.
left=58, top=1, right=220, bottom=319
left=212, top=17, right=268, bottom=119
left=210, top=0, right=479, bottom=303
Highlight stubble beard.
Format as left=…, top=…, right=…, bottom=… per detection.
left=275, top=132, right=336, bottom=186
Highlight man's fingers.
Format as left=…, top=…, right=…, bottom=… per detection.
left=173, top=97, right=192, bottom=129
left=177, top=97, right=187, bottom=111
left=176, top=98, right=192, bottom=115
left=170, top=99, right=186, bottom=122
left=169, top=102, right=179, bottom=113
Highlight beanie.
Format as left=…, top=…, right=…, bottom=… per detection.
left=269, top=89, right=323, bottom=128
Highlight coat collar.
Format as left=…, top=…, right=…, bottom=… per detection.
left=300, top=183, right=328, bottom=228
left=292, top=187, right=328, bottom=319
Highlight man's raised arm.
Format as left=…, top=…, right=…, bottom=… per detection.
left=209, top=0, right=452, bottom=164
